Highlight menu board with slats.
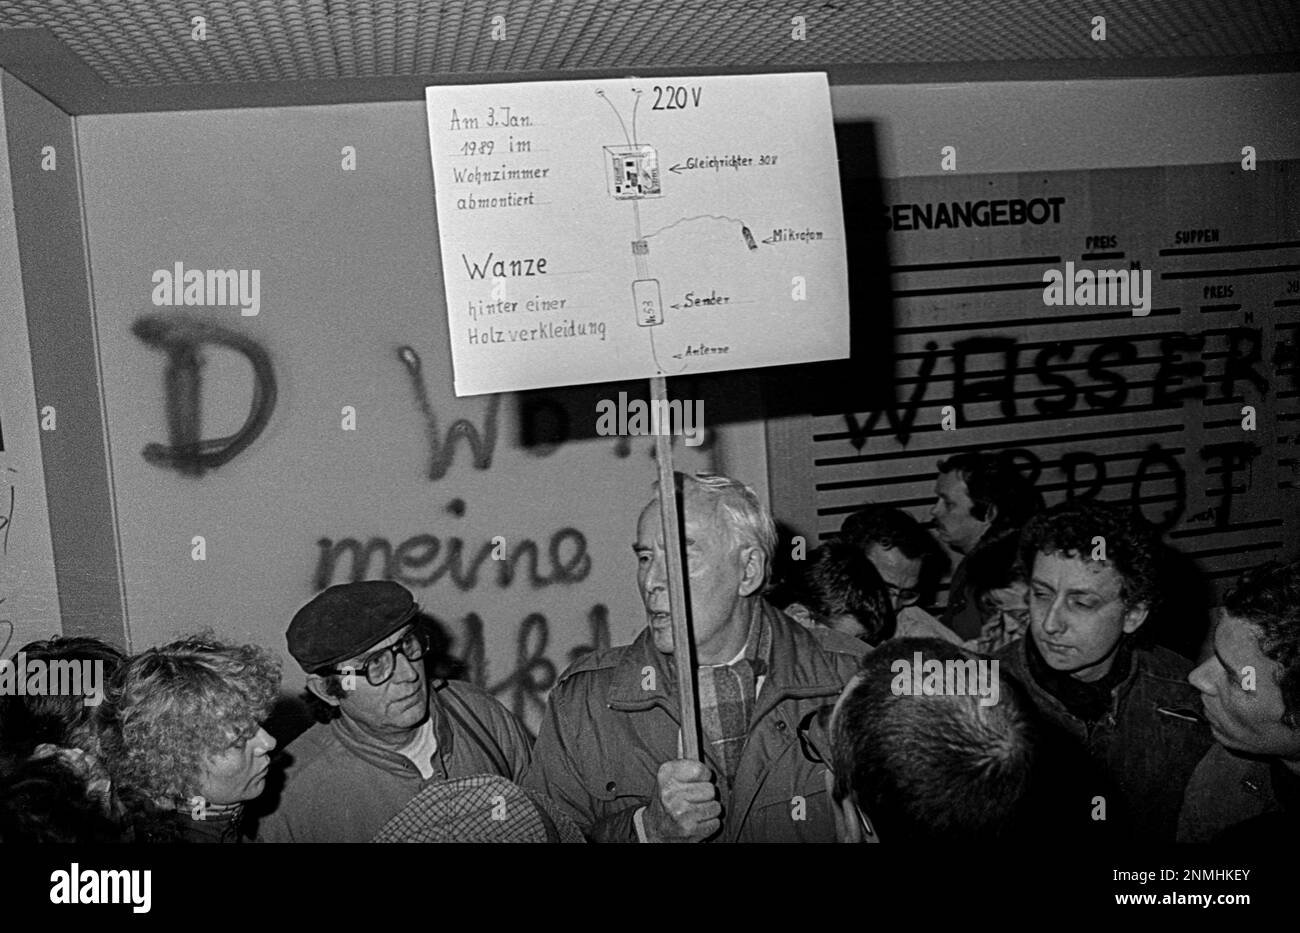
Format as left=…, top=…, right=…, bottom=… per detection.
left=769, top=159, right=1299, bottom=602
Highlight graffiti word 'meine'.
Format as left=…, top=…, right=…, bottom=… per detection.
left=314, top=528, right=590, bottom=592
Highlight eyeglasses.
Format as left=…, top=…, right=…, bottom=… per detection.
left=332, top=628, right=426, bottom=686
left=851, top=802, right=877, bottom=842
left=980, top=604, right=1031, bottom=629
left=887, top=584, right=920, bottom=608
left=797, top=706, right=880, bottom=842
left=997, top=608, right=1031, bottom=627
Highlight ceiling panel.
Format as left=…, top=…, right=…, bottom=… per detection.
left=0, top=0, right=1295, bottom=113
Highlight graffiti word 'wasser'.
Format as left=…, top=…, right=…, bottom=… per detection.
left=50, top=864, right=151, bottom=913
left=594, top=392, right=704, bottom=447
left=151, top=263, right=261, bottom=316
left=1042, top=261, right=1152, bottom=316
left=0, top=654, right=104, bottom=707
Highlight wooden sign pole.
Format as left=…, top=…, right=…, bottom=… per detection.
left=650, top=374, right=701, bottom=761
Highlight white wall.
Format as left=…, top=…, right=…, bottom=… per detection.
left=76, top=100, right=767, bottom=731
left=0, top=76, right=63, bottom=659
left=68, top=71, right=1299, bottom=726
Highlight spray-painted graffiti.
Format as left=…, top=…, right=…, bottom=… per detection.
left=517, top=377, right=720, bottom=461
left=132, top=314, right=276, bottom=476
left=307, top=346, right=639, bottom=722
left=399, top=346, right=499, bottom=480
left=845, top=328, right=1294, bottom=449
left=313, top=511, right=591, bottom=592
left=991, top=440, right=1259, bottom=532
left=129, top=327, right=709, bottom=723
left=456, top=604, right=611, bottom=725
left=0, top=476, right=13, bottom=556
left=0, top=468, right=15, bottom=657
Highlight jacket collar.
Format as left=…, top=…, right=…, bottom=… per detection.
left=159, top=800, right=244, bottom=842
left=606, top=601, right=849, bottom=719
left=330, top=687, right=453, bottom=776
left=1015, top=634, right=1143, bottom=722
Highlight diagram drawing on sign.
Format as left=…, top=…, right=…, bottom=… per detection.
left=427, top=73, right=849, bottom=396
left=595, top=87, right=760, bottom=374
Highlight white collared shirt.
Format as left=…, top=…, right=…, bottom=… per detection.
left=396, top=720, right=439, bottom=780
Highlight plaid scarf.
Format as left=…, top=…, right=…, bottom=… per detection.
left=696, top=614, right=772, bottom=789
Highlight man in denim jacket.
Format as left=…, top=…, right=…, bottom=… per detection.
left=996, top=500, right=1210, bottom=842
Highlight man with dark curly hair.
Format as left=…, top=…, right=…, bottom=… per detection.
left=101, top=634, right=281, bottom=843
left=995, top=500, right=1210, bottom=842
left=1181, top=560, right=1300, bottom=842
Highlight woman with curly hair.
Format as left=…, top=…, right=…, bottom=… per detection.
left=102, top=634, right=280, bottom=843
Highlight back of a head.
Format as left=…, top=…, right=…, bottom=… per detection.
left=0, top=636, right=125, bottom=759
left=831, top=637, right=1039, bottom=842
left=838, top=503, right=932, bottom=560
left=0, top=752, right=121, bottom=843
left=804, top=542, right=896, bottom=644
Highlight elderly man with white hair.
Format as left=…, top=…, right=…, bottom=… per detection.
left=523, top=472, right=866, bottom=842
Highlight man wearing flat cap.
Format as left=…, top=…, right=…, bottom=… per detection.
left=259, top=580, right=533, bottom=842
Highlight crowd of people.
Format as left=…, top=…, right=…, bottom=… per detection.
left=1, top=457, right=1296, bottom=843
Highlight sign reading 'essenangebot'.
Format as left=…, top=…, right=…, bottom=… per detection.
left=425, top=73, right=850, bottom=396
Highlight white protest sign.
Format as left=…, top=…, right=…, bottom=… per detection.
left=426, top=73, right=850, bottom=396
